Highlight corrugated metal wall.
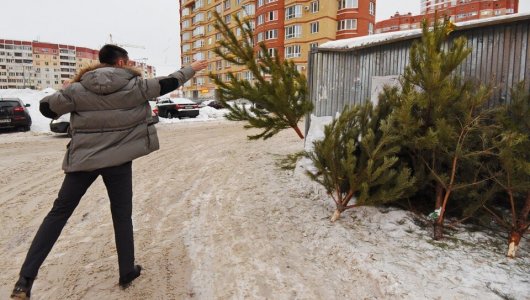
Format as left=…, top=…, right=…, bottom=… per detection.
left=308, top=17, right=530, bottom=118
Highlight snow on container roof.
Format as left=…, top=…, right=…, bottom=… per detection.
left=319, top=12, right=530, bottom=52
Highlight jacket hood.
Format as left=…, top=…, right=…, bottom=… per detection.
left=73, top=64, right=142, bottom=95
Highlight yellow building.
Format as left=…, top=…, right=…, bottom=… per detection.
left=180, top=0, right=376, bottom=99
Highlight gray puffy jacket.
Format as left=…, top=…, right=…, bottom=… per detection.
left=41, top=65, right=195, bottom=172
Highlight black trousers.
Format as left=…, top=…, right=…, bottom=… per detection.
left=19, top=161, right=135, bottom=279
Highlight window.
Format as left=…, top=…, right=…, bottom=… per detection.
left=216, top=61, right=223, bottom=70
left=257, top=14, right=264, bottom=25
left=224, top=14, right=231, bottom=24
left=267, top=11, right=278, bottom=21
left=192, top=26, right=205, bottom=36
left=310, top=22, right=319, bottom=34
left=338, top=0, right=358, bottom=10
left=310, top=1, right=319, bottom=13
left=309, top=43, right=318, bottom=50
left=285, top=5, right=302, bottom=20
left=224, top=0, right=231, bottom=10
left=183, top=56, right=192, bottom=64
left=182, top=44, right=191, bottom=52
left=182, top=20, right=190, bottom=29
left=193, top=40, right=204, bottom=49
left=285, top=45, right=301, bottom=58
left=285, top=25, right=302, bottom=39
left=369, top=2, right=375, bottom=15
left=243, top=71, right=254, bottom=81
left=368, top=22, right=374, bottom=34
left=193, top=52, right=205, bottom=60
left=266, top=0, right=277, bottom=3
left=243, top=4, right=255, bottom=16
left=268, top=48, right=276, bottom=57
left=338, top=19, right=357, bottom=30
left=257, top=0, right=263, bottom=7
left=257, top=32, right=264, bottom=42
left=192, top=13, right=204, bottom=24
left=265, top=29, right=278, bottom=40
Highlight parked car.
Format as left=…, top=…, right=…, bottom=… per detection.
left=0, top=97, right=32, bottom=131
left=200, top=100, right=224, bottom=109
left=150, top=106, right=160, bottom=124
left=156, top=98, right=199, bottom=119
left=50, top=113, right=71, bottom=135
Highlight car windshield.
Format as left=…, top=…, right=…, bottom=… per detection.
left=0, top=101, right=19, bottom=108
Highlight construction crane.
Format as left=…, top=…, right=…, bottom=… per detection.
left=108, top=34, right=145, bottom=49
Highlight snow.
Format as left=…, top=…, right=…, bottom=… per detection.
left=0, top=89, right=229, bottom=132
left=320, top=12, right=530, bottom=51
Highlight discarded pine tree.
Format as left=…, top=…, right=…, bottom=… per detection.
left=392, top=18, right=494, bottom=240
left=306, top=99, right=415, bottom=222
left=485, top=82, right=530, bottom=258
left=210, top=12, right=313, bottom=140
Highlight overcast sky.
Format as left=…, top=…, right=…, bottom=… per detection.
left=0, top=1, right=529, bottom=76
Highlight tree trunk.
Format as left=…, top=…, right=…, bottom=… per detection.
left=508, top=191, right=530, bottom=258
left=433, top=220, right=444, bottom=240
left=330, top=209, right=341, bottom=222
left=292, top=125, right=304, bottom=139
left=435, top=183, right=443, bottom=212
left=507, top=230, right=522, bottom=258
left=433, top=183, right=444, bottom=240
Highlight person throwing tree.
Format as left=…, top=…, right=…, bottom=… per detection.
left=10, top=44, right=208, bottom=299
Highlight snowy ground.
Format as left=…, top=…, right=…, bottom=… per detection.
left=0, top=90, right=528, bottom=299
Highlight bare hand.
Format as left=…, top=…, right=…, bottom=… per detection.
left=191, top=60, right=208, bottom=72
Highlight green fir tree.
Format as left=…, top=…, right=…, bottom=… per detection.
left=210, top=12, right=313, bottom=140
left=306, top=98, right=415, bottom=222
left=484, top=82, right=530, bottom=258
left=392, top=17, right=495, bottom=239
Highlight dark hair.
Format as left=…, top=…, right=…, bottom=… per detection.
left=98, top=44, right=129, bottom=65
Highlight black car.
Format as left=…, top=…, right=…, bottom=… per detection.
left=156, top=98, right=199, bottom=119
left=0, top=97, right=32, bottom=131
left=200, top=100, right=224, bottom=109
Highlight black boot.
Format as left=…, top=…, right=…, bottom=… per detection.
left=119, top=265, right=142, bottom=288
left=10, top=276, right=34, bottom=299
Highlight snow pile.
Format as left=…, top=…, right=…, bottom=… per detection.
left=295, top=114, right=333, bottom=177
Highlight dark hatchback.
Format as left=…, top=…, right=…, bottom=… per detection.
left=0, top=98, right=32, bottom=131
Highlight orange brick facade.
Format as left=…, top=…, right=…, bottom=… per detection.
left=376, top=0, right=519, bottom=34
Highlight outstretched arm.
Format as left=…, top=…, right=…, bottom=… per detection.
left=159, top=60, right=208, bottom=95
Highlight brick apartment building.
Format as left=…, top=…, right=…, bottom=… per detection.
left=180, top=0, right=376, bottom=99
left=376, top=0, right=519, bottom=34
left=0, top=39, right=156, bottom=90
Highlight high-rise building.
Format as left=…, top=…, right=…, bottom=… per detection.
left=0, top=39, right=156, bottom=90
left=377, top=0, right=519, bottom=34
left=180, top=0, right=376, bottom=99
